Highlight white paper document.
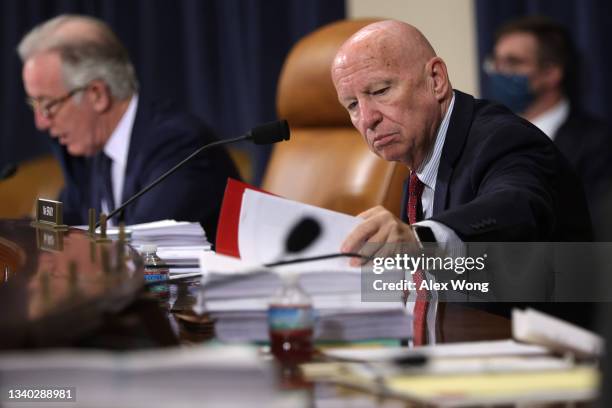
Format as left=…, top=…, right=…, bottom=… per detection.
left=512, top=308, right=604, bottom=358
left=238, top=189, right=361, bottom=266
left=199, top=251, right=366, bottom=299
left=322, top=339, right=551, bottom=362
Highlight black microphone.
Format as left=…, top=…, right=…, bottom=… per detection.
left=0, top=163, right=17, bottom=181
left=265, top=216, right=368, bottom=268
left=96, top=119, right=290, bottom=227
left=285, top=217, right=321, bottom=254
left=247, top=119, right=290, bottom=145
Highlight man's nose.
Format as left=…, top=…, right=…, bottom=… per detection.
left=33, top=110, right=52, bottom=132
left=360, top=101, right=382, bottom=131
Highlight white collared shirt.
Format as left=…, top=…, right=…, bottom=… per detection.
left=411, top=92, right=461, bottom=247
left=531, top=98, right=570, bottom=141
left=405, top=93, right=463, bottom=345
left=102, top=94, right=138, bottom=215
left=415, top=93, right=455, bottom=219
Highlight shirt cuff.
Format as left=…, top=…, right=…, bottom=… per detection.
left=414, top=219, right=464, bottom=257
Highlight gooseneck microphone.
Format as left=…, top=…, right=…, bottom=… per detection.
left=285, top=217, right=322, bottom=254
left=264, top=217, right=369, bottom=268
left=97, top=119, right=290, bottom=227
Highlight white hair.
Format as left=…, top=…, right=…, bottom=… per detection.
left=17, top=14, right=138, bottom=100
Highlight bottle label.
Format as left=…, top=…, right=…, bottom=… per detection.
left=143, top=273, right=168, bottom=282
left=268, top=306, right=314, bottom=331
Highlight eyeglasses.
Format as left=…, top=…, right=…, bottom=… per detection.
left=483, top=55, right=544, bottom=76
left=25, top=86, right=87, bottom=119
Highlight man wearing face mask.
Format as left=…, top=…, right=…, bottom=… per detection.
left=485, top=16, right=612, bottom=220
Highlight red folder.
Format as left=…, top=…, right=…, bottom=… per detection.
left=215, top=178, right=274, bottom=258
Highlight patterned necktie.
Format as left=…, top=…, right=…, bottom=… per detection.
left=96, top=152, right=115, bottom=214
left=407, top=172, right=428, bottom=346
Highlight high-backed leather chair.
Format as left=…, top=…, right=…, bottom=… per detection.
left=262, top=19, right=409, bottom=216
left=0, top=154, right=64, bottom=218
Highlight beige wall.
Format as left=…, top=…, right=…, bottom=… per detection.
left=347, top=0, right=479, bottom=96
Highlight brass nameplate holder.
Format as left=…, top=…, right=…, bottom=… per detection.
left=95, top=213, right=112, bottom=243
left=31, top=198, right=68, bottom=230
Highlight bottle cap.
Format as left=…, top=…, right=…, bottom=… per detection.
left=141, top=244, right=158, bottom=254
left=279, top=271, right=299, bottom=286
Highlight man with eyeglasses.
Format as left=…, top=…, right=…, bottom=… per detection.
left=18, top=14, right=238, bottom=237
left=485, top=16, right=612, bottom=222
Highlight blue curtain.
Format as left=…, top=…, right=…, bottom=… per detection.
left=476, top=0, right=612, bottom=122
left=0, top=0, right=345, bottom=184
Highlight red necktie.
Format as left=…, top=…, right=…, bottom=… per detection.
left=407, top=172, right=428, bottom=346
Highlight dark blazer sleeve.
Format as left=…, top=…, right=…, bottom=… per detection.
left=430, top=95, right=592, bottom=242
left=555, top=110, right=612, bottom=220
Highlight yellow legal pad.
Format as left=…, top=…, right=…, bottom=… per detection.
left=301, top=363, right=598, bottom=406
left=386, top=367, right=597, bottom=403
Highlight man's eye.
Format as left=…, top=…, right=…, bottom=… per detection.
left=347, top=101, right=357, bottom=111
left=373, top=87, right=389, bottom=96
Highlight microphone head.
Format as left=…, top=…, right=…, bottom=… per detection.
left=0, top=163, right=17, bottom=181
left=285, top=217, right=322, bottom=254
left=247, top=120, right=290, bottom=145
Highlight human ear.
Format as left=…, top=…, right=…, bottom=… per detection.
left=426, top=57, right=451, bottom=102
left=87, top=80, right=112, bottom=112
left=541, top=64, right=563, bottom=90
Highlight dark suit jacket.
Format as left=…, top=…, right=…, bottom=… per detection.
left=399, top=91, right=595, bottom=327
left=54, top=97, right=239, bottom=239
left=401, top=90, right=592, bottom=242
left=555, top=109, right=612, bottom=221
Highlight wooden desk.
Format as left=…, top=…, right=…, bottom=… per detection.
left=0, top=220, right=144, bottom=349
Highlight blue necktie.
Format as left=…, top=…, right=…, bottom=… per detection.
left=95, top=152, right=115, bottom=214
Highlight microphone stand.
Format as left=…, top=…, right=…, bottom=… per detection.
left=95, top=119, right=289, bottom=228
left=96, top=134, right=248, bottom=228
left=265, top=252, right=369, bottom=267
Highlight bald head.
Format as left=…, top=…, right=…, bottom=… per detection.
left=331, top=20, right=452, bottom=169
left=333, top=20, right=437, bottom=78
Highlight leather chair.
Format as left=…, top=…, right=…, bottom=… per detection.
left=0, top=154, right=64, bottom=218
left=262, top=19, right=409, bottom=216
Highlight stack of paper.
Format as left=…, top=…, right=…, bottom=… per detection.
left=129, top=221, right=211, bottom=275
left=193, top=185, right=412, bottom=342
left=198, top=255, right=410, bottom=342
left=200, top=252, right=364, bottom=299
left=79, top=219, right=211, bottom=248
left=77, top=220, right=211, bottom=275
left=126, top=220, right=211, bottom=249
left=300, top=309, right=603, bottom=406
left=512, top=308, right=604, bottom=358
left=204, top=292, right=410, bottom=342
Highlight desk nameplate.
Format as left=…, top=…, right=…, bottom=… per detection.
left=31, top=198, right=68, bottom=230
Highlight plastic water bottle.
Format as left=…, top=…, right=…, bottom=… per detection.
left=268, top=273, right=314, bottom=363
left=142, top=244, right=169, bottom=300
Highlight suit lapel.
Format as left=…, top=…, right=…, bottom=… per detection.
left=433, top=90, right=474, bottom=216
left=122, top=97, right=150, bottom=207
